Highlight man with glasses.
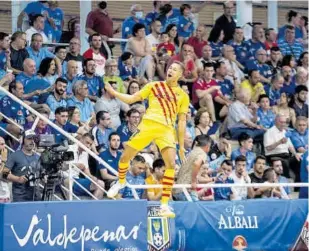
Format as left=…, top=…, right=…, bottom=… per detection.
left=246, top=49, right=272, bottom=85
left=116, top=108, right=141, bottom=149
left=91, top=110, right=113, bottom=153
left=208, top=1, right=236, bottom=43
left=64, top=37, right=83, bottom=75
left=67, top=80, right=95, bottom=123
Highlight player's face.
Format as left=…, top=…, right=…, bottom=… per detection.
left=110, top=135, right=120, bottom=150
left=166, top=63, right=183, bottom=82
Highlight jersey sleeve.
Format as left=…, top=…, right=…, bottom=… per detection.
left=178, top=91, right=190, bottom=114
left=139, top=82, right=154, bottom=100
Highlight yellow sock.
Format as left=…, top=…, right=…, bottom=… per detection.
left=118, top=162, right=129, bottom=185
left=161, top=168, right=175, bottom=205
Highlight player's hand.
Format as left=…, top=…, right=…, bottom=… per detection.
left=179, top=147, right=187, bottom=164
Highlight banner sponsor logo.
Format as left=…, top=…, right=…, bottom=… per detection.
left=232, top=235, right=248, bottom=251
left=218, top=204, right=258, bottom=229
left=147, top=206, right=170, bottom=251
left=10, top=213, right=142, bottom=251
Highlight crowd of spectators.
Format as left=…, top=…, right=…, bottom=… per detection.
left=0, top=1, right=308, bottom=203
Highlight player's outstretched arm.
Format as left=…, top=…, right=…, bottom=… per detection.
left=105, top=82, right=143, bottom=105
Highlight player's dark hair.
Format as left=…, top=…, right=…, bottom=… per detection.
left=55, top=77, right=68, bottom=85
left=257, top=94, right=269, bottom=103
left=153, top=158, right=165, bottom=171
left=108, top=132, right=120, bottom=141
left=295, top=85, right=308, bottom=94
left=270, top=46, right=280, bottom=52
left=55, top=106, right=68, bottom=115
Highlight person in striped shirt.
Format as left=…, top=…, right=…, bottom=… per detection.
left=278, top=25, right=304, bottom=60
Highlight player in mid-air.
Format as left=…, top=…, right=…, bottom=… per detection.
left=104, top=61, right=190, bottom=218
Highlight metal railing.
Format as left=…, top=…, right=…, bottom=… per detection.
left=0, top=86, right=308, bottom=202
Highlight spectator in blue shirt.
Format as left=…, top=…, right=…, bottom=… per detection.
left=0, top=81, right=32, bottom=128
left=121, top=4, right=148, bottom=51
left=271, top=158, right=291, bottom=197
left=231, top=132, right=256, bottom=172
left=0, top=32, right=10, bottom=74
left=51, top=106, right=78, bottom=144
left=97, top=132, right=121, bottom=189
left=17, top=1, right=48, bottom=31
left=265, top=74, right=284, bottom=106
left=177, top=4, right=195, bottom=41
left=299, top=150, right=308, bottom=199
left=44, top=1, right=64, bottom=43
left=278, top=10, right=305, bottom=41
left=67, top=80, right=95, bottom=123
left=257, top=94, right=276, bottom=130
left=290, top=117, right=308, bottom=153
left=119, top=52, right=138, bottom=81
left=145, top=1, right=161, bottom=27
left=281, top=66, right=296, bottom=95
left=208, top=29, right=224, bottom=59
left=278, top=25, right=304, bottom=61
left=116, top=108, right=141, bottom=149
left=118, top=155, right=146, bottom=199
left=26, top=33, right=56, bottom=71
left=227, top=27, right=248, bottom=66
left=246, top=49, right=272, bottom=85
left=78, top=58, right=104, bottom=102
left=16, top=58, right=38, bottom=90
left=244, top=25, right=266, bottom=60
left=91, top=110, right=114, bottom=153
left=214, top=160, right=235, bottom=201
left=63, top=60, right=79, bottom=96
left=46, top=77, right=68, bottom=118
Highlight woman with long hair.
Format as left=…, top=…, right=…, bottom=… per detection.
left=165, top=24, right=180, bottom=53
left=272, top=92, right=296, bottom=128
left=38, top=57, right=59, bottom=86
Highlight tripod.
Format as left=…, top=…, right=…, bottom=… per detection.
left=41, top=172, right=66, bottom=201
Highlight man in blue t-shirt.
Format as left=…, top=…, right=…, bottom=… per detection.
left=17, top=1, right=48, bottom=31
left=290, top=117, right=308, bottom=153
left=214, top=160, right=235, bottom=201
left=51, top=106, right=78, bottom=144
left=244, top=25, right=266, bottom=60
left=97, top=132, right=121, bottom=189
left=78, top=58, right=104, bottom=102
left=280, top=66, right=296, bottom=95
left=116, top=108, right=140, bottom=149
left=44, top=1, right=64, bottom=42
left=118, top=155, right=146, bottom=199
left=0, top=82, right=32, bottom=127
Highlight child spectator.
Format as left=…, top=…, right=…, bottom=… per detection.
left=119, top=52, right=138, bottom=81
left=197, top=163, right=214, bottom=201
left=157, top=32, right=175, bottom=56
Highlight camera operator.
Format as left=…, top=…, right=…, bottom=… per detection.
left=63, top=133, right=105, bottom=199
left=5, top=131, right=40, bottom=202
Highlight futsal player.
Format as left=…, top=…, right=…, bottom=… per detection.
left=104, top=61, right=190, bottom=218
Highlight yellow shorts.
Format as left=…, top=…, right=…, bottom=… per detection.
left=126, top=119, right=176, bottom=152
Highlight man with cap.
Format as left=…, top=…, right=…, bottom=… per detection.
left=5, top=130, right=41, bottom=202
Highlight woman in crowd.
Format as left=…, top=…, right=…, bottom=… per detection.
left=281, top=55, right=297, bottom=75
left=298, top=51, right=308, bottom=69
left=165, top=24, right=180, bottom=54
left=194, top=108, right=220, bottom=138
left=38, top=57, right=59, bottom=86
left=272, top=92, right=296, bottom=128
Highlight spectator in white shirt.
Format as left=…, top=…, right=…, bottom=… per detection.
left=264, top=114, right=302, bottom=178
left=146, top=20, right=162, bottom=53
left=64, top=133, right=105, bottom=199
left=25, top=14, right=48, bottom=45
left=230, top=155, right=255, bottom=200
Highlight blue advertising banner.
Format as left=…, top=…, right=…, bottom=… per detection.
left=0, top=200, right=148, bottom=251
left=172, top=199, right=308, bottom=251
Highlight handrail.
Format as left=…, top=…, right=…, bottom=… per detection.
left=128, top=182, right=309, bottom=189
left=0, top=112, right=23, bottom=130
left=0, top=86, right=119, bottom=177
